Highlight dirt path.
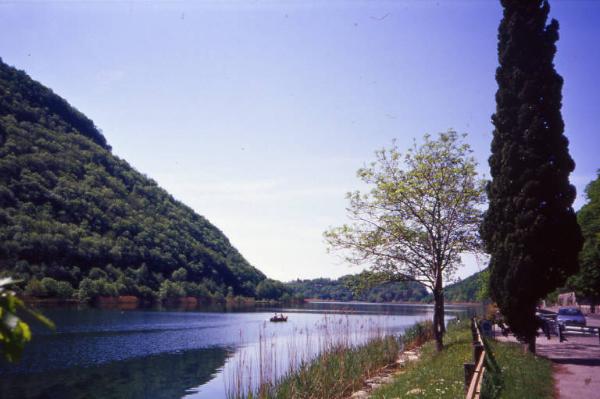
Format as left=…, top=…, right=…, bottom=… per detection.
left=347, top=349, right=421, bottom=399
left=497, top=314, right=600, bottom=399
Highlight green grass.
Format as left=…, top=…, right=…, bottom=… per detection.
left=488, top=340, right=553, bottom=399
left=372, top=321, right=554, bottom=399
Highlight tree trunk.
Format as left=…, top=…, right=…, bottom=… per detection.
left=439, top=289, right=446, bottom=334
left=433, top=273, right=445, bottom=352
left=527, top=335, right=536, bottom=354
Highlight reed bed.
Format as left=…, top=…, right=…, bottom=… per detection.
left=225, top=314, right=406, bottom=399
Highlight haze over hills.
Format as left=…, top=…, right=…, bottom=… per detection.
left=0, top=58, right=266, bottom=302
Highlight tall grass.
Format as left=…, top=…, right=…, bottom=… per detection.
left=401, top=319, right=434, bottom=350
left=225, top=314, right=404, bottom=399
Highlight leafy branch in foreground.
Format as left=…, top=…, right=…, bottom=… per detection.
left=0, top=277, right=54, bottom=362
left=325, top=131, right=486, bottom=351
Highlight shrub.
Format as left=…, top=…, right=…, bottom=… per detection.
left=54, top=280, right=74, bottom=299
left=137, top=285, right=158, bottom=303
left=88, top=267, right=107, bottom=280
left=24, top=279, right=45, bottom=297
left=158, top=280, right=185, bottom=301
left=171, top=267, right=188, bottom=282
left=184, top=282, right=210, bottom=299
left=77, top=277, right=118, bottom=302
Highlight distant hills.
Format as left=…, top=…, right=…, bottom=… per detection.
left=287, top=270, right=484, bottom=304
left=286, top=275, right=429, bottom=303
left=0, top=58, right=266, bottom=303
left=421, top=270, right=485, bottom=304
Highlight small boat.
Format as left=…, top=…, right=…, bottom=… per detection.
left=270, top=314, right=288, bottom=322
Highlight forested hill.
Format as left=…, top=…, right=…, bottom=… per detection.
left=286, top=276, right=429, bottom=303
left=421, top=270, right=485, bottom=303
left=0, top=58, right=266, bottom=303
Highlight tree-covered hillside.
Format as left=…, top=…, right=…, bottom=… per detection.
left=286, top=275, right=428, bottom=303
left=421, top=270, right=485, bottom=303
left=0, top=58, right=266, bottom=303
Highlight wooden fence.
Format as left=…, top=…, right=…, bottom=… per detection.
left=465, top=318, right=485, bottom=399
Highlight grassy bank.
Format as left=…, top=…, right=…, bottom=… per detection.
left=372, top=321, right=553, bottom=399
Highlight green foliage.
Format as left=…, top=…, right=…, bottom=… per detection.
left=422, top=269, right=487, bottom=303
left=171, top=267, right=188, bottom=282
left=0, top=58, right=267, bottom=303
left=77, top=277, right=119, bottom=301
left=158, top=280, right=186, bottom=301
left=255, top=279, right=290, bottom=300
left=24, top=277, right=74, bottom=299
left=481, top=0, right=583, bottom=346
left=476, top=268, right=491, bottom=302
left=325, top=131, right=486, bottom=350
left=568, top=171, right=600, bottom=305
left=286, top=274, right=428, bottom=303
left=0, top=278, right=54, bottom=362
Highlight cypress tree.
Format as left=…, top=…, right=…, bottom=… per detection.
left=482, top=0, right=583, bottom=352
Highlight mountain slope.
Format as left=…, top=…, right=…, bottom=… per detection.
left=0, top=58, right=265, bottom=302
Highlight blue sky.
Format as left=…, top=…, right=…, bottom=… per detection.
left=1, top=0, right=598, bottom=282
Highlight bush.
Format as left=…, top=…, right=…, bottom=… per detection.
left=137, top=285, right=158, bottom=303
left=54, top=280, right=74, bottom=299
left=184, top=282, right=210, bottom=299
left=25, top=277, right=74, bottom=299
left=24, top=279, right=45, bottom=297
left=77, top=277, right=118, bottom=302
left=211, top=291, right=225, bottom=303
left=172, top=267, right=188, bottom=282
left=88, top=267, right=107, bottom=280
left=158, top=280, right=185, bottom=301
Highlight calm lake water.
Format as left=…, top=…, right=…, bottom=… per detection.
left=0, top=302, right=476, bottom=399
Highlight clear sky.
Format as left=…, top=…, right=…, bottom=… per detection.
left=1, top=0, right=598, bottom=282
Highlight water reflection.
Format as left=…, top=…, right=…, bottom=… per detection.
left=0, top=303, right=477, bottom=399
left=0, top=347, right=230, bottom=399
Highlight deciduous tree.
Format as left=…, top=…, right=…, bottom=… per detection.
left=325, top=131, right=485, bottom=351
left=568, top=172, right=600, bottom=312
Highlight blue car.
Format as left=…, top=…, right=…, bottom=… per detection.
left=556, top=307, right=586, bottom=327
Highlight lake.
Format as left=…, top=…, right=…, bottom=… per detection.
left=0, top=302, right=476, bottom=399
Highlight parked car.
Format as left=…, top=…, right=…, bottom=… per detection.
left=556, top=307, right=586, bottom=327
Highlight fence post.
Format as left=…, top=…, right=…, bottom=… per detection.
left=473, top=343, right=484, bottom=364
left=558, top=324, right=565, bottom=342
left=464, top=362, right=475, bottom=392
left=471, top=318, right=478, bottom=343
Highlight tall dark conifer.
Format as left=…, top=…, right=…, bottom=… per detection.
left=482, top=0, right=583, bottom=352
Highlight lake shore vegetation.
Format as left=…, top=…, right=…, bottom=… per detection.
left=372, top=320, right=553, bottom=399
left=224, top=315, right=432, bottom=399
